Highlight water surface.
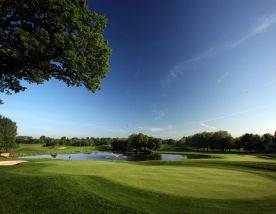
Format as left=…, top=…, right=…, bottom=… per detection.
left=21, top=151, right=190, bottom=161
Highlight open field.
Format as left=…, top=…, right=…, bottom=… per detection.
left=1, top=144, right=276, bottom=213
left=8, top=144, right=103, bottom=156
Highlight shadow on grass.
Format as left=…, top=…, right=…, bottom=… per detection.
left=1, top=159, right=276, bottom=214
left=1, top=169, right=276, bottom=214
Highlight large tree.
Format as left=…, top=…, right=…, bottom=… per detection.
left=0, top=115, right=17, bottom=152
left=0, top=0, right=111, bottom=94
left=128, top=133, right=149, bottom=152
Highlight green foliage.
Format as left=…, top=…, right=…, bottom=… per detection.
left=181, top=131, right=276, bottom=153
left=264, top=133, right=276, bottom=152
left=14, top=130, right=276, bottom=153
left=210, top=131, right=234, bottom=151
left=112, top=138, right=130, bottom=152
left=128, top=133, right=149, bottom=151
left=0, top=0, right=111, bottom=94
left=185, top=131, right=234, bottom=152
left=241, top=133, right=276, bottom=153
left=147, top=137, right=161, bottom=150
left=163, top=138, right=177, bottom=145
left=0, top=115, right=17, bottom=152
left=16, top=136, right=34, bottom=144
left=111, top=134, right=161, bottom=152
left=16, top=136, right=116, bottom=147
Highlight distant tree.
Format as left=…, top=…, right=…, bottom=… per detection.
left=209, top=131, right=234, bottom=152
left=16, top=136, right=33, bottom=144
left=0, top=115, right=17, bottom=152
left=0, top=99, right=3, bottom=105
left=112, top=138, right=130, bottom=152
left=239, top=133, right=255, bottom=152
left=165, top=138, right=177, bottom=145
left=71, top=137, right=79, bottom=146
left=39, top=136, right=46, bottom=145
left=148, top=137, right=161, bottom=150
left=187, top=133, right=203, bottom=150
left=65, top=138, right=72, bottom=146
left=43, top=138, right=55, bottom=147
left=177, top=137, right=186, bottom=146
left=238, top=133, right=264, bottom=152
left=253, top=134, right=265, bottom=153
left=0, top=0, right=111, bottom=94
left=234, top=137, right=243, bottom=151
left=251, top=134, right=260, bottom=152
left=154, top=138, right=162, bottom=150
left=186, top=132, right=214, bottom=151
left=129, top=133, right=149, bottom=151
left=112, top=135, right=160, bottom=152
left=60, top=136, right=67, bottom=145
left=200, top=132, right=213, bottom=151
left=261, top=133, right=274, bottom=153
left=88, top=138, right=95, bottom=146
left=274, top=131, right=276, bottom=151
left=93, top=138, right=100, bottom=146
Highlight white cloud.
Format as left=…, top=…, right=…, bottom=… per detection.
left=217, top=72, right=229, bottom=83
left=163, top=11, right=276, bottom=85
left=199, top=121, right=217, bottom=131
left=199, top=110, right=254, bottom=131
left=152, top=109, right=165, bottom=120
left=138, top=125, right=182, bottom=139
left=253, top=11, right=276, bottom=34
left=138, top=126, right=165, bottom=132
left=198, top=102, right=276, bottom=131
left=167, top=124, right=174, bottom=129
left=138, top=124, right=174, bottom=133
left=83, top=123, right=126, bottom=133
left=150, top=127, right=165, bottom=132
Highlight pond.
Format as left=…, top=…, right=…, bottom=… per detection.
left=20, top=152, right=208, bottom=161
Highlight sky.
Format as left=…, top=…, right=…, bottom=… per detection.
left=1, top=0, right=276, bottom=139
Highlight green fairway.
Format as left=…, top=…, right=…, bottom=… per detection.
left=1, top=149, right=276, bottom=214
left=10, top=144, right=102, bottom=156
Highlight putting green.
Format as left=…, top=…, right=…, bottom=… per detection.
left=38, top=160, right=276, bottom=200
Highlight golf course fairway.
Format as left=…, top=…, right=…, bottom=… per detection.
left=1, top=154, right=276, bottom=214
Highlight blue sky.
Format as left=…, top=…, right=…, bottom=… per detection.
left=1, top=0, right=276, bottom=139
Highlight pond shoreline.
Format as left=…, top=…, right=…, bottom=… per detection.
left=18, top=151, right=209, bottom=161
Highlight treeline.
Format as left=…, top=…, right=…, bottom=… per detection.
left=177, top=131, right=276, bottom=153
left=15, top=130, right=276, bottom=153
left=16, top=136, right=115, bottom=147
left=17, top=133, right=162, bottom=152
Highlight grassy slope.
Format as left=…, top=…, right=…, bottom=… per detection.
left=9, top=144, right=103, bottom=156
left=1, top=144, right=276, bottom=213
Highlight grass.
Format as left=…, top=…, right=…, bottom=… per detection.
left=9, top=144, right=103, bottom=156
left=1, top=144, right=276, bottom=213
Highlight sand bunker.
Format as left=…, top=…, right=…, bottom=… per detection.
left=0, top=160, right=28, bottom=166
left=0, top=153, right=10, bottom=158
left=58, top=147, right=66, bottom=149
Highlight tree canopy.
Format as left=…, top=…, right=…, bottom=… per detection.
left=180, top=131, right=276, bottom=153
left=0, top=115, right=17, bottom=152
left=0, top=0, right=111, bottom=94
left=111, top=134, right=161, bottom=152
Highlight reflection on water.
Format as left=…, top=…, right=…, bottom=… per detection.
left=21, top=152, right=206, bottom=161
